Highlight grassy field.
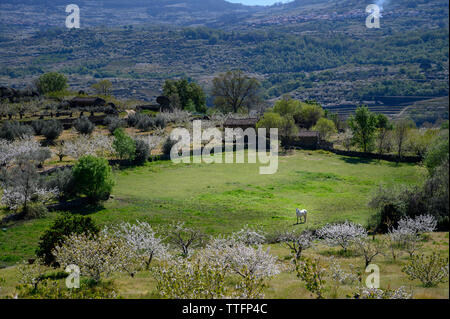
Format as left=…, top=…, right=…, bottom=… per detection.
left=1, top=150, right=448, bottom=299
left=0, top=150, right=426, bottom=267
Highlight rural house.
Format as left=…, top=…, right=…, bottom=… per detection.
left=69, top=97, right=106, bottom=108
left=223, top=117, right=259, bottom=130
left=281, top=130, right=333, bottom=150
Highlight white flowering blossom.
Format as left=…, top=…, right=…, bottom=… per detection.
left=159, top=109, right=191, bottom=125
left=53, top=231, right=136, bottom=282
left=0, top=186, right=59, bottom=211
left=231, top=225, right=266, bottom=245
left=278, top=230, right=314, bottom=260
left=63, top=134, right=114, bottom=159
left=202, top=241, right=280, bottom=298
left=358, top=286, right=412, bottom=299
left=329, top=257, right=359, bottom=285
left=387, top=215, right=437, bottom=258
left=0, top=137, right=50, bottom=166
left=316, top=221, right=367, bottom=251
left=112, top=221, right=169, bottom=269
left=397, top=215, right=437, bottom=234
left=135, top=135, right=164, bottom=152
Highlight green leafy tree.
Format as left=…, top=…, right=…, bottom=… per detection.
left=348, top=106, right=377, bottom=152
left=313, top=118, right=336, bottom=140
left=113, top=128, right=136, bottom=161
left=294, top=102, right=324, bottom=129
left=424, top=133, right=449, bottom=173
left=72, top=155, right=115, bottom=203
left=163, top=79, right=206, bottom=113
left=36, top=213, right=100, bottom=266
left=256, top=112, right=283, bottom=130
left=273, top=97, right=301, bottom=117
left=91, top=80, right=112, bottom=95
left=36, top=73, right=68, bottom=94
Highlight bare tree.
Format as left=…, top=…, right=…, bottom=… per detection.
left=212, top=70, right=261, bottom=113
left=394, top=119, right=414, bottom=159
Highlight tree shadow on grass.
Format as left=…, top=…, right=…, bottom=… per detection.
left=48, top=198, right=105, bottom=215
left=339, top=157, right=374, bottom=165
left=318, top=248, right=360, bottom=258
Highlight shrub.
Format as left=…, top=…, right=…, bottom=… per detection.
left=134, top=138, right=150, bottom=165
left=72, top=155, right=114, bottom=203
left=126, top=113, right=140, bottom=127
left=23, top=202, right=48, bottom=220
left=355, top=286, right=412, bottom=299
left=295, top=257, right=327, bottom=299
left=42, top=120, right=63, bottom=141
left=36, top=213, right=100, bottom=266
left=162, top=136, right=177, bottom=157
left=31, top=120, right=46, bottom=135
left=16, top=277, right=119, bottom=299
left=74, top=116, right=95, bottom=135
left=112, top=128, right=136, bottom=161
left=46, top=167, right=75, bottom=200
left=402, top=251, right=449, bottom=287
left=0, top=121, right=34, bottom=141
left=105, top=116, right=125, bottom=134
left=136, top=115, right=155, bottom=132
left=154, top=114, right=167, bottom=129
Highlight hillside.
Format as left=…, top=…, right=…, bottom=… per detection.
left=0, top=0, right=448, bottom=123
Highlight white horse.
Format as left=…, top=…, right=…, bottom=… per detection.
left=296, top=208, right=307, bottom=224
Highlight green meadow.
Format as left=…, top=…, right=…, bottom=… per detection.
left=0, top=150, right=425, bottom=267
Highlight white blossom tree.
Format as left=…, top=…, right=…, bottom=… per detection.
left=202, top=241, right=280, bottom=298
left=277, top=230, right=314, bottom=260
left=63, top=134, right=114, bottom=160
left=316, top=221, right=367, bottom=251
left=0, top=160, right=58, bottom=213
left=231, top=225, right=266, bottom=245
left=113, top=221, right=169, bottom=269
left=397, top=215, right=437, bottom=234
left=53, top=230, right=137, bottom=282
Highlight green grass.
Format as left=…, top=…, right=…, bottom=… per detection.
left=0, top=150, right=425, bottom=267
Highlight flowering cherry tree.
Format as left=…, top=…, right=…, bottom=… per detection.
left=63, top=134, right=114, bottom=159
left=278, top=229, right=314, bottom=260
left=53, top=230, right=137, bottom=282
left=113, top=221, right=169, bottom=269
left=397, top=215, right=437, bottom=234
left=203, top=239, right=280, bottom=298
left=316, top=221, right=367, bottom=251
left=231, top=225, right=266, bottom=245
left=0, top=160, right=58, bottom=212
left=0, top=137, right=51, bottom=166
left=388, top=215, right=437, bottom=258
